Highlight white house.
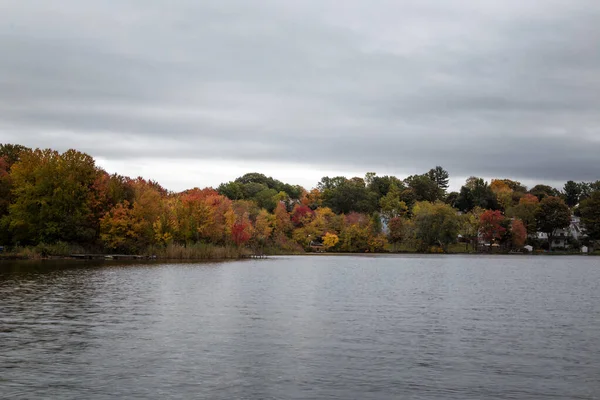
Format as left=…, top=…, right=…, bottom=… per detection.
left=535, top=216, right=586, bottom=249
left=569, top=216, right=585, bottom=240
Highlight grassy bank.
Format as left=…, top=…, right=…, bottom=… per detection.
left=2, top=242, right=597, bottom=260
left=0, top=242, right=249, bottom=260
left=147, top=243, right=248, bottom=260
left=0, top=242, right=89, bottom=260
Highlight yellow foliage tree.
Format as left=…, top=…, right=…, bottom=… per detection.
left=491, top=179, right=514, bottom=210
left=322, top=232, right=339, bottom=250
left=368, top=234, right=388, bottom=252
left=153, top=219, right=173, bottom=246
left=254, top=209, right=274, bottom=244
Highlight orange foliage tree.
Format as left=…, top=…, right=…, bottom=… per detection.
left=511, top=219, right=527, bottom=248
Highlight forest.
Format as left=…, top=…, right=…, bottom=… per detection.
left=1, top=144, right=599, bottom=258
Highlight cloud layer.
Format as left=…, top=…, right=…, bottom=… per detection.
left=1, top=0, right=599, bottom=190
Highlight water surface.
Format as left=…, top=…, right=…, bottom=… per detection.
left=1, top=255, right=599, bottom=399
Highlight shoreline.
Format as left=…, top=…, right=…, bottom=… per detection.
left=1, top=251, right=596, bottom=262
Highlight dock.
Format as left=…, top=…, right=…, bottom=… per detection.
left=242, top=254, right=268, bottom=259
left=70, top=254, right=148, bottom=260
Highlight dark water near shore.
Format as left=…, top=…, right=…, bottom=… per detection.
left=1, top=255, right=599, bottom=399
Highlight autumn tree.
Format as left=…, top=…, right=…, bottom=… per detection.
left=100, top=201, right=142, bottom=252
left=497, top=179, right=527, bottom=193
left=292, top=222, right=322, bottom=250
left=293, top=207, right=341, bottom=250
left=89, top=172, right=136, bottom=227
left=511, top=219, right=527, bottom=248
left=322, top=232, right=339, bottom=250
left=129, top=178, right=170, bottom=248
left=0, top=157, right=11, bottom=217
left=491, top=179, right=514, bottom=211
left=479, top=210, right=506, bottom=245
left=302, top=188, right=322, bottom=209
left=100, top=178, right=170, bottom=251
left=208, top=193, right=235, bottom=244
left=368, top=234, right=388, bottom=252
left=387, top=217, right=405, bottom=251
left=459, top=208, right=483, bottom=251
left=411, top=201, right=461, bottom=252
left=273, top=202, right=292, bottom=235
left=230, top=203, right=254, bottom=247
left=0, top=158, right=12, bottom=243
left=171, top=188, right=221, bottom=245
left=8, top=148, right=101, bottom=245
left=232, top=220, right=252, bottom=246
left=0, top=144, right=30, bottom=232
left=252, top=209, right=274, bottom=251
left=4, top=141, right=596, bottom=258
left=311, top=207, right=340, bottom=236
left=338, top=223, right=372, bottom=252
left=324, top=208, right=345, bottom=234
left=0, top=144, right=29, bottom=168
left=535, top=196, right=571, bottom=250
left=291, top=204, right=314, bottom=227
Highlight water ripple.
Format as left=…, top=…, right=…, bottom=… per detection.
left=1, top=256, right=599, bottom=399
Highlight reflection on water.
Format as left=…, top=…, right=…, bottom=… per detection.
left=1, top=255, right=599, bottom=399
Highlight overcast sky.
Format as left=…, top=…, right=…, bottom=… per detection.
left=1, top=0, right=599, bottom=192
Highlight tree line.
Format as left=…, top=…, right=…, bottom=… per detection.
left=1, top=143, right=599, bottom=255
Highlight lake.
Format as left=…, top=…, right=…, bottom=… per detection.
left=1, top=255, right=599, bottom=399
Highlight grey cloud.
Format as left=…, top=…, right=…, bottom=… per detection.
left=1, top=0, right=600, bottom=189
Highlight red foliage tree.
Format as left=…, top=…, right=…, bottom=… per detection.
left=232, top=221, right=251, bottom=246
left=291, top=205, right=314, bottom=227
left=479, top=210, right=506, bottom=243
